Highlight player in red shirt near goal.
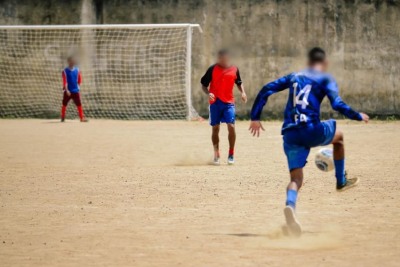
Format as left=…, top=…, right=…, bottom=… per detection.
left=201, top=49, right=247, bottom=165
left=61, top=57, right=87, bottom=122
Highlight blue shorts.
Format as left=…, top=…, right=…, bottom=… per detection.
left=209, top=98, right=235, bottom=126
left=283, top=120, right=336, bottom=171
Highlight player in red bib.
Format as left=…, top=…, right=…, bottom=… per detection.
left=61, top=57, right=87, bottom=122
left=201, top=49, right=247, bottom=165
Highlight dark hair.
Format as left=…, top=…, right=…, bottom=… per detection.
left=218, top=49, right=229, bottom=57
left=308, top=47, right=326, bottom=64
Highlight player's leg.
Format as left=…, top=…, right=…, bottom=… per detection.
left=221, top=103, right=236, bottom=164
left=212, top=124, right=220, bottom=164
left=61, top=92, right=71, bottom=122
left=331, top=130, right=345, bottom=186
left=209, top=101, right=222, bottom=165
left=71, top=93, right=87, bottom=122
left=286, top=168, right=303, bottom=207
left=320, top=120, right=358, bottom=190
left=331, top=130, right=359, bottom=190
left=284, top=167, right=303, bottom=236
left=227, top=123, right=235, bottom=165
left=282, top=138, right=309, bottom=236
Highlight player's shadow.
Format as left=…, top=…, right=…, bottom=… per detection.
left=226, top=233, right=265, bottom=237
left=42, top=120, right=82, bottom=124
left=173, top=160, right=216, bottom=167
left=208, top=228, right=316, bottom=239
left=42, top=121, right=63, bottom=123
left=205, top=233, right=269, bottom=238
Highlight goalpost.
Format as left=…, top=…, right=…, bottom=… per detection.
left=0, top=24, right=202, bottom=120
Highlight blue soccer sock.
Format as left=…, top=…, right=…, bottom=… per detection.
left=334, top=158, right=346, bottom=186
left=285, top=189, right=298, bottom=209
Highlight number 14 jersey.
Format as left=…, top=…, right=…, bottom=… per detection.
left=250, top=68, right=362, bottom=134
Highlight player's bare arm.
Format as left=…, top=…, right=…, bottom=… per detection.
left=202, top=85, right=215, bottom=102
left=63, top=87, right=71, bottom=96
left=201, top=85, right=208, bottom=95
left=249, top=121, right=264, bottom=137
left=201, top=64, right=216, bottom=103
left=237, top=84, right=247, bottom=103
left=360, top=112, right=369, bottom=123
left=234, top=68, right=246, bottom=103
left=62, top=71, right=71, bottom=96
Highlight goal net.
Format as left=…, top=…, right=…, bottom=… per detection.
left=0, top=24, right=201, bottom=120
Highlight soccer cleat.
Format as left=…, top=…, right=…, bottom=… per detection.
left=284, top=206, right=302, bottom=237
left=227, top=155, right=235, bottom=165
left=213, top=150, right=220, bottom=165
left=80, top=118, right=89, bottom=122
left=61, top=118, right=65, bottom=122
left=213, top=157, right=220, bottom=166
left=336, top=173, right=359, bottom=191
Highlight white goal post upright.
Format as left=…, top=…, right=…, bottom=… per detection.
left=0, top=24, right=202, bottom=120
left=185, top=25, right=193, bottom=120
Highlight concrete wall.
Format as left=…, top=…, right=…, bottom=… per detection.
left=1, top=0, right=399, bottom=118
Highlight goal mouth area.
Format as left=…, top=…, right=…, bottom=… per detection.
left=0, top=24, right=202, bottom=121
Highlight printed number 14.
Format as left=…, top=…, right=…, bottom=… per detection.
left=293, top=83, right=312, bottom=109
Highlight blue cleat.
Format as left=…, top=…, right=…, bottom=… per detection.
left=337, top=172, right=359, bottom=191
left=227, top=155, right=235, bottom=165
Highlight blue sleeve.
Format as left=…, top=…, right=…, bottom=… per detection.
left=325, top=77, right=362, bottom=121
left=250, top=73, right=293, bottom=120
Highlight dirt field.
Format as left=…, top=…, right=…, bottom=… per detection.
left=0, top=119, right=399, bottom=267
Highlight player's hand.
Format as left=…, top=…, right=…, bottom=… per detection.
left=360, top=112, right=369, bottom=123
left=209, top=93, right=215, bottom=102
left=241, top=92, right=247, bottom=103
left=249, top=120, right=265, bottom=137
left=65, top=90, right=71, bottom=97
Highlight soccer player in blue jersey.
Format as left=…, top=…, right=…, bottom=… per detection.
left=248, top=47, right=369, bottom=236
left=61, top=57, right=87, bottom=122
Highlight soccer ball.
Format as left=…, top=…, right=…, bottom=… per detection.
left=315, top=148, right=334, bottom=172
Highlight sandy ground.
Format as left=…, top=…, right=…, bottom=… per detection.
left=0, top=119, right=399, bottom=267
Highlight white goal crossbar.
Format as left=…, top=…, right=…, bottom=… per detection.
left=0, top=24, right=202, bottom=120
left=0, top=24, right=203, bottom=30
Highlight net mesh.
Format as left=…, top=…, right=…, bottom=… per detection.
left=0, top=26, right=197, bottom=120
